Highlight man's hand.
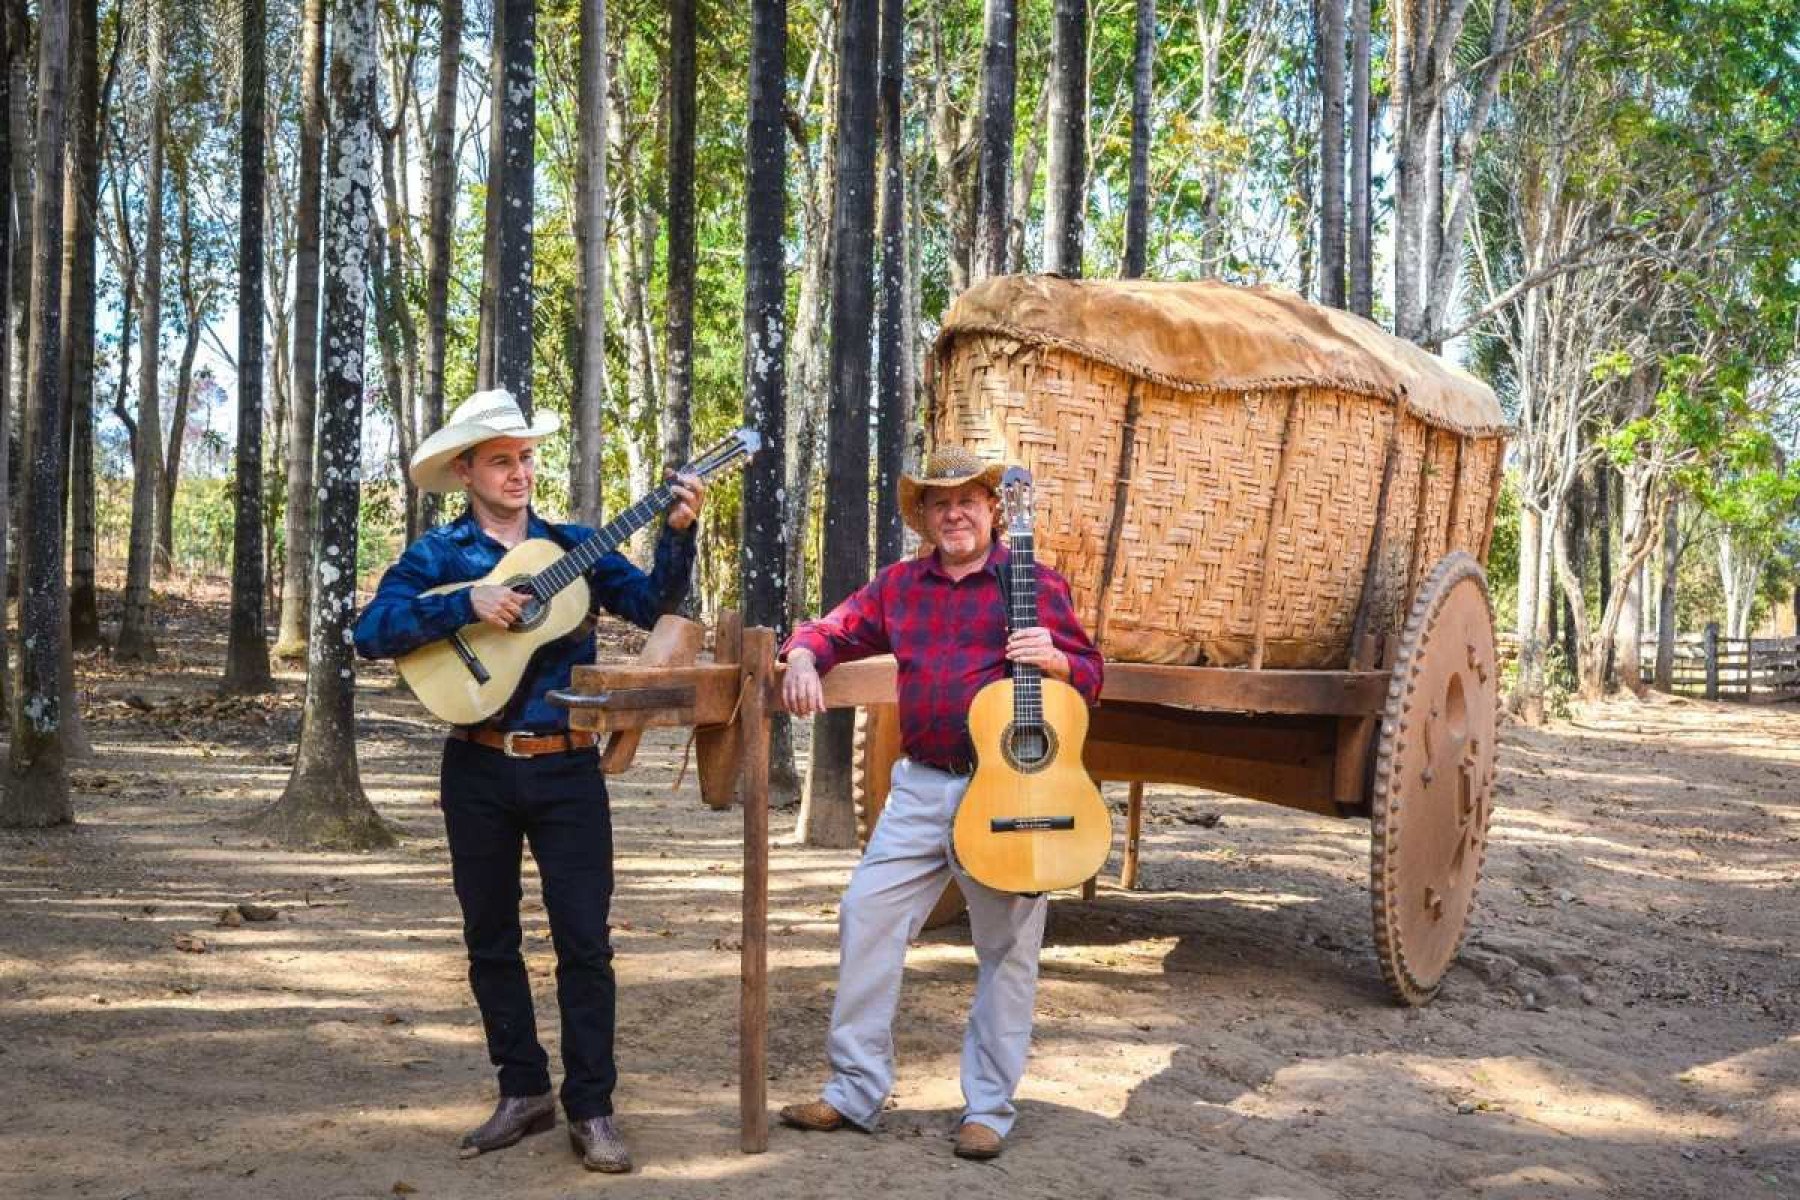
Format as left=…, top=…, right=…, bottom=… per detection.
left=667, top=471, right=707, bottom=531
left=470, top=584, right=530, bottom=630
left=1006, top=626, right=1071, bottom=680
left=782, top=649, right=826, bottom=716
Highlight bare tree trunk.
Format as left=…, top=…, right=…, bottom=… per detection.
left=115, top=7, right=166, bottom=662
left=475, top=5, right=503, bottom=391
left=744, top=0, right=799, bottom=803
left=0, top=6, right=13, bottom=716
left=925, top=7, right=972, bottom=293
left=1006, top=84, right=1047, bottom=276
left=570, top=0, right=604, bottom=526
left=1316, top=0, right=1345, bottom=306
left=224, top=0, right=272, bottom=693
left=1042, top=0, right=1087, bottom=277
left=418, top=0, right=460, bottom=530
left=274, top=0, right=326, bottom=658
left=1613, top=480, right=1643, bottom=694
left=972, top=0, right=1016, bottom=281
left=65, top=0, right=105, bottom=656
left=157, top=167, right=203, bottom=576
left=1347, top=0, right=1371, bottom=315
left=5, top=5, right=33, bottom=633
left=663, top=0, right=696, bottom=469
left=493, top=0, right=534, bottom=414
left=256, top=0, right=394, bottom=850
left=1513, top=503, right=1545, bottom=723
left=801, top=0, right=878, bottom=849
left=874, top=0, right=906, bottom=567
left=1655, top=499, right=1677, bottom=690
left=4, top=0, right=72, bottom=826
left=1123, top=0, right=1154, bottom=278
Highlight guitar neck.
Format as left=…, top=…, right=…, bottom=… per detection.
left=526, top=484, right=675, bottom=601
left=1008, top=531, right=1042, bottom=724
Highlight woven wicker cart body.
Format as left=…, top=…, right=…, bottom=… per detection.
left=928, top=275, right=1509, bottom=669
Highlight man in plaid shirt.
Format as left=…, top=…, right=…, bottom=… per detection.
left=776, top=447, right=1103, bottom=1160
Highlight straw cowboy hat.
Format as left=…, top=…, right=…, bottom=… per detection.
left=899, top=446, right=1007, bottom=543
left=409, top=389, right=562, bottom=493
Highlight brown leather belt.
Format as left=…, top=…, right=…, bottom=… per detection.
left=451, top=727, right=601, bottom=759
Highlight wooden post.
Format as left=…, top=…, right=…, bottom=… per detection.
left=737, top=626, right=775, bottom=1153
left=1704, top=621, right=1719, bottom=700
left=1119, top=781, right=1144, bottom=889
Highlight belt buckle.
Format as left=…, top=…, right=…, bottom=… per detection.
left=501, top=731, right=530, bottom=759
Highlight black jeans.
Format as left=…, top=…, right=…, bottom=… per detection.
left=440, top=736, right=617, bottom=1120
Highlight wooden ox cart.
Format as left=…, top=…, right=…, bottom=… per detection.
left=842, top=275, right=1511, bottom=1006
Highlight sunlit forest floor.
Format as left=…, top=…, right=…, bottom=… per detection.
left=2, top=577, right=1796, bottom=1199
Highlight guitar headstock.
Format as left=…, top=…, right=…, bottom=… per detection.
left=999, top=465, right=1034, bottom=539
left=681, top=428, right=763, bottom=483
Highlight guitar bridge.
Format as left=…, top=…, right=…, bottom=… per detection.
left=990, top=816, right=1076, bottom=833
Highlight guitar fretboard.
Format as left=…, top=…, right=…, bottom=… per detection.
left=1008, top=528, right=1042, bottom=735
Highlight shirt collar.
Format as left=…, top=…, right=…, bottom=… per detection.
left=921, top=539, right=1011, bottom=582
left=449, top=505, right=551, bottom=546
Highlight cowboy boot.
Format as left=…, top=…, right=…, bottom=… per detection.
left=568, top=1115, right=633, bottom=1173
left=458, top=1093, right=556, bottom=1159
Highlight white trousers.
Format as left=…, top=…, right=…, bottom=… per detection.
left=820, top=758, right=1049, bottom=1135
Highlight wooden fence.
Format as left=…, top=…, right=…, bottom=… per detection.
left=1641, top=627, right=1800, bottom=700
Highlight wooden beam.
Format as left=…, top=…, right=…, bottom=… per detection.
left=738, top=627, right=774, bottom=1154
left=697, top=612, right=745, bottom=809
left=1083, top=739, right=1338, bottom=816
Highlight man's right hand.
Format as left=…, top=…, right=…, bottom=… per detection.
left=469, top=584, right=529, bottom=630
left=782, top=649, right=826, bottom=716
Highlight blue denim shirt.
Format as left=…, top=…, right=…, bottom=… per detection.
left=353, top=506, right=696, bottom=731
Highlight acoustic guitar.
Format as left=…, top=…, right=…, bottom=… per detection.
left=396, top=429, right=760, bottom=726
left=952, top=467, right=1112, bottom=893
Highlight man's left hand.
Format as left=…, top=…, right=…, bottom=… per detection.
left=1006, top=626, right=1071, bottom=681
left=667, top=471, right=706, bottom=531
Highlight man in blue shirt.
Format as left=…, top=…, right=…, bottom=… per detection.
left=354, top=389, right=705, bottom=1174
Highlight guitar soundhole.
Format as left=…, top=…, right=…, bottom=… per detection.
left=1000, top=722, right=1057, bottom=774
left=503, top=576, right=549, bottom=632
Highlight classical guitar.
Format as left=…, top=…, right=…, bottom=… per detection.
left=396, top=429, right=760, bottom=726
left=952, top=467, right=1112, bottom=893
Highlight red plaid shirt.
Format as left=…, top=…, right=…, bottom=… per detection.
left=781, top=542, right=1103, bottom=770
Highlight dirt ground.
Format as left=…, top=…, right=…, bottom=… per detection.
left=2, top=581, right=1797, bottom=1200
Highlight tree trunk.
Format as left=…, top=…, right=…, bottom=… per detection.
left=493, top=0, right=534, bottom=414
left=274, top=0, right=327, bottom=659
left=1347, top=0, right=1371, bottom=315
left=1316, top=0, right=1345, bottom=306
left=1512, top=503, right=1545, bottom=723
left=744, top=0, right=799, bottom=803
left=800, top=0, right=878, bottom=849
left=4, top=0, right=72, bottom=827
left=570, top=0, right=604, bottom=526
left=663, top=0, right=696, bottom=469
left=1596, top=458, right=1613, bottom=685
left=1042, top=0, right=1087, bottom=277
left=5, top=6, right=32, bottom=632
left=64, top=0, right=104, bottom=655
left=972, top=0, right=1016, bottom=281
left=1613, top=478, right=1643, bottom=694
left=0, top=7, right=12, bottom=716
left=255, top=0, right=394, bottom=850
left=115, top=7, right=166, bottom=662
left=1654, top=498, right=1677, bottom=690
left=1123, top=0, right=1154, bottom=278
left=156, top=169, right=202, bottom=576
left=418, top=0, right=461, bottom=530
left=224, top=0, right=273, bottom=693
left=874, top=0, right=906, bottom=566
left=1006, top=85, right=1048, bottom=276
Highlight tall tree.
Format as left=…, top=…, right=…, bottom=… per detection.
left=223, top=0, right=271, bottom=693
left=115, top=1, right=167, bottom=662
left=1347, top=0, right=1372, bottom=315
left=155, top=151, right=215, bottom=576
left=256, top=0, right=393, bottom=849
left=493, top=0, right=535, bottom=414
left=1123, top=0, right=1153, bottom=278
left=1316, top=0, right=1345, bottom=306
left=799, top=0, right=878, bottom=848
left=4, top=0, right=72, bottom=826
left=973, top=0, right=1017, bottom=280
left=0, top=6, right=12, bottom=714
left=873, top=0, right=905, bottom=564
left=274, top=0, right=326, bottom=658
left=419, top=0, right=461, bottom=529
left=663, top=0, right=696, bottom=469
left=743, top=0, right=797, bottom=801
left=1042, top=0, right=1086, bottom=277
left=570, top=0, right=604, bottom=525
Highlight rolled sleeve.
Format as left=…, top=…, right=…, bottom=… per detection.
left=1038, top=568, right=1104, bottom=706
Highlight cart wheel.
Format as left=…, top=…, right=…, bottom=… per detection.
left=1370, top=551, right=1498, bottom=1006
left=853, top=704, right=966, bottom=929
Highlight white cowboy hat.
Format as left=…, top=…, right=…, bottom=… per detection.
left=899, top=446, right=1007, bottom=543
left=408, top=389, right=562, bottom=493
